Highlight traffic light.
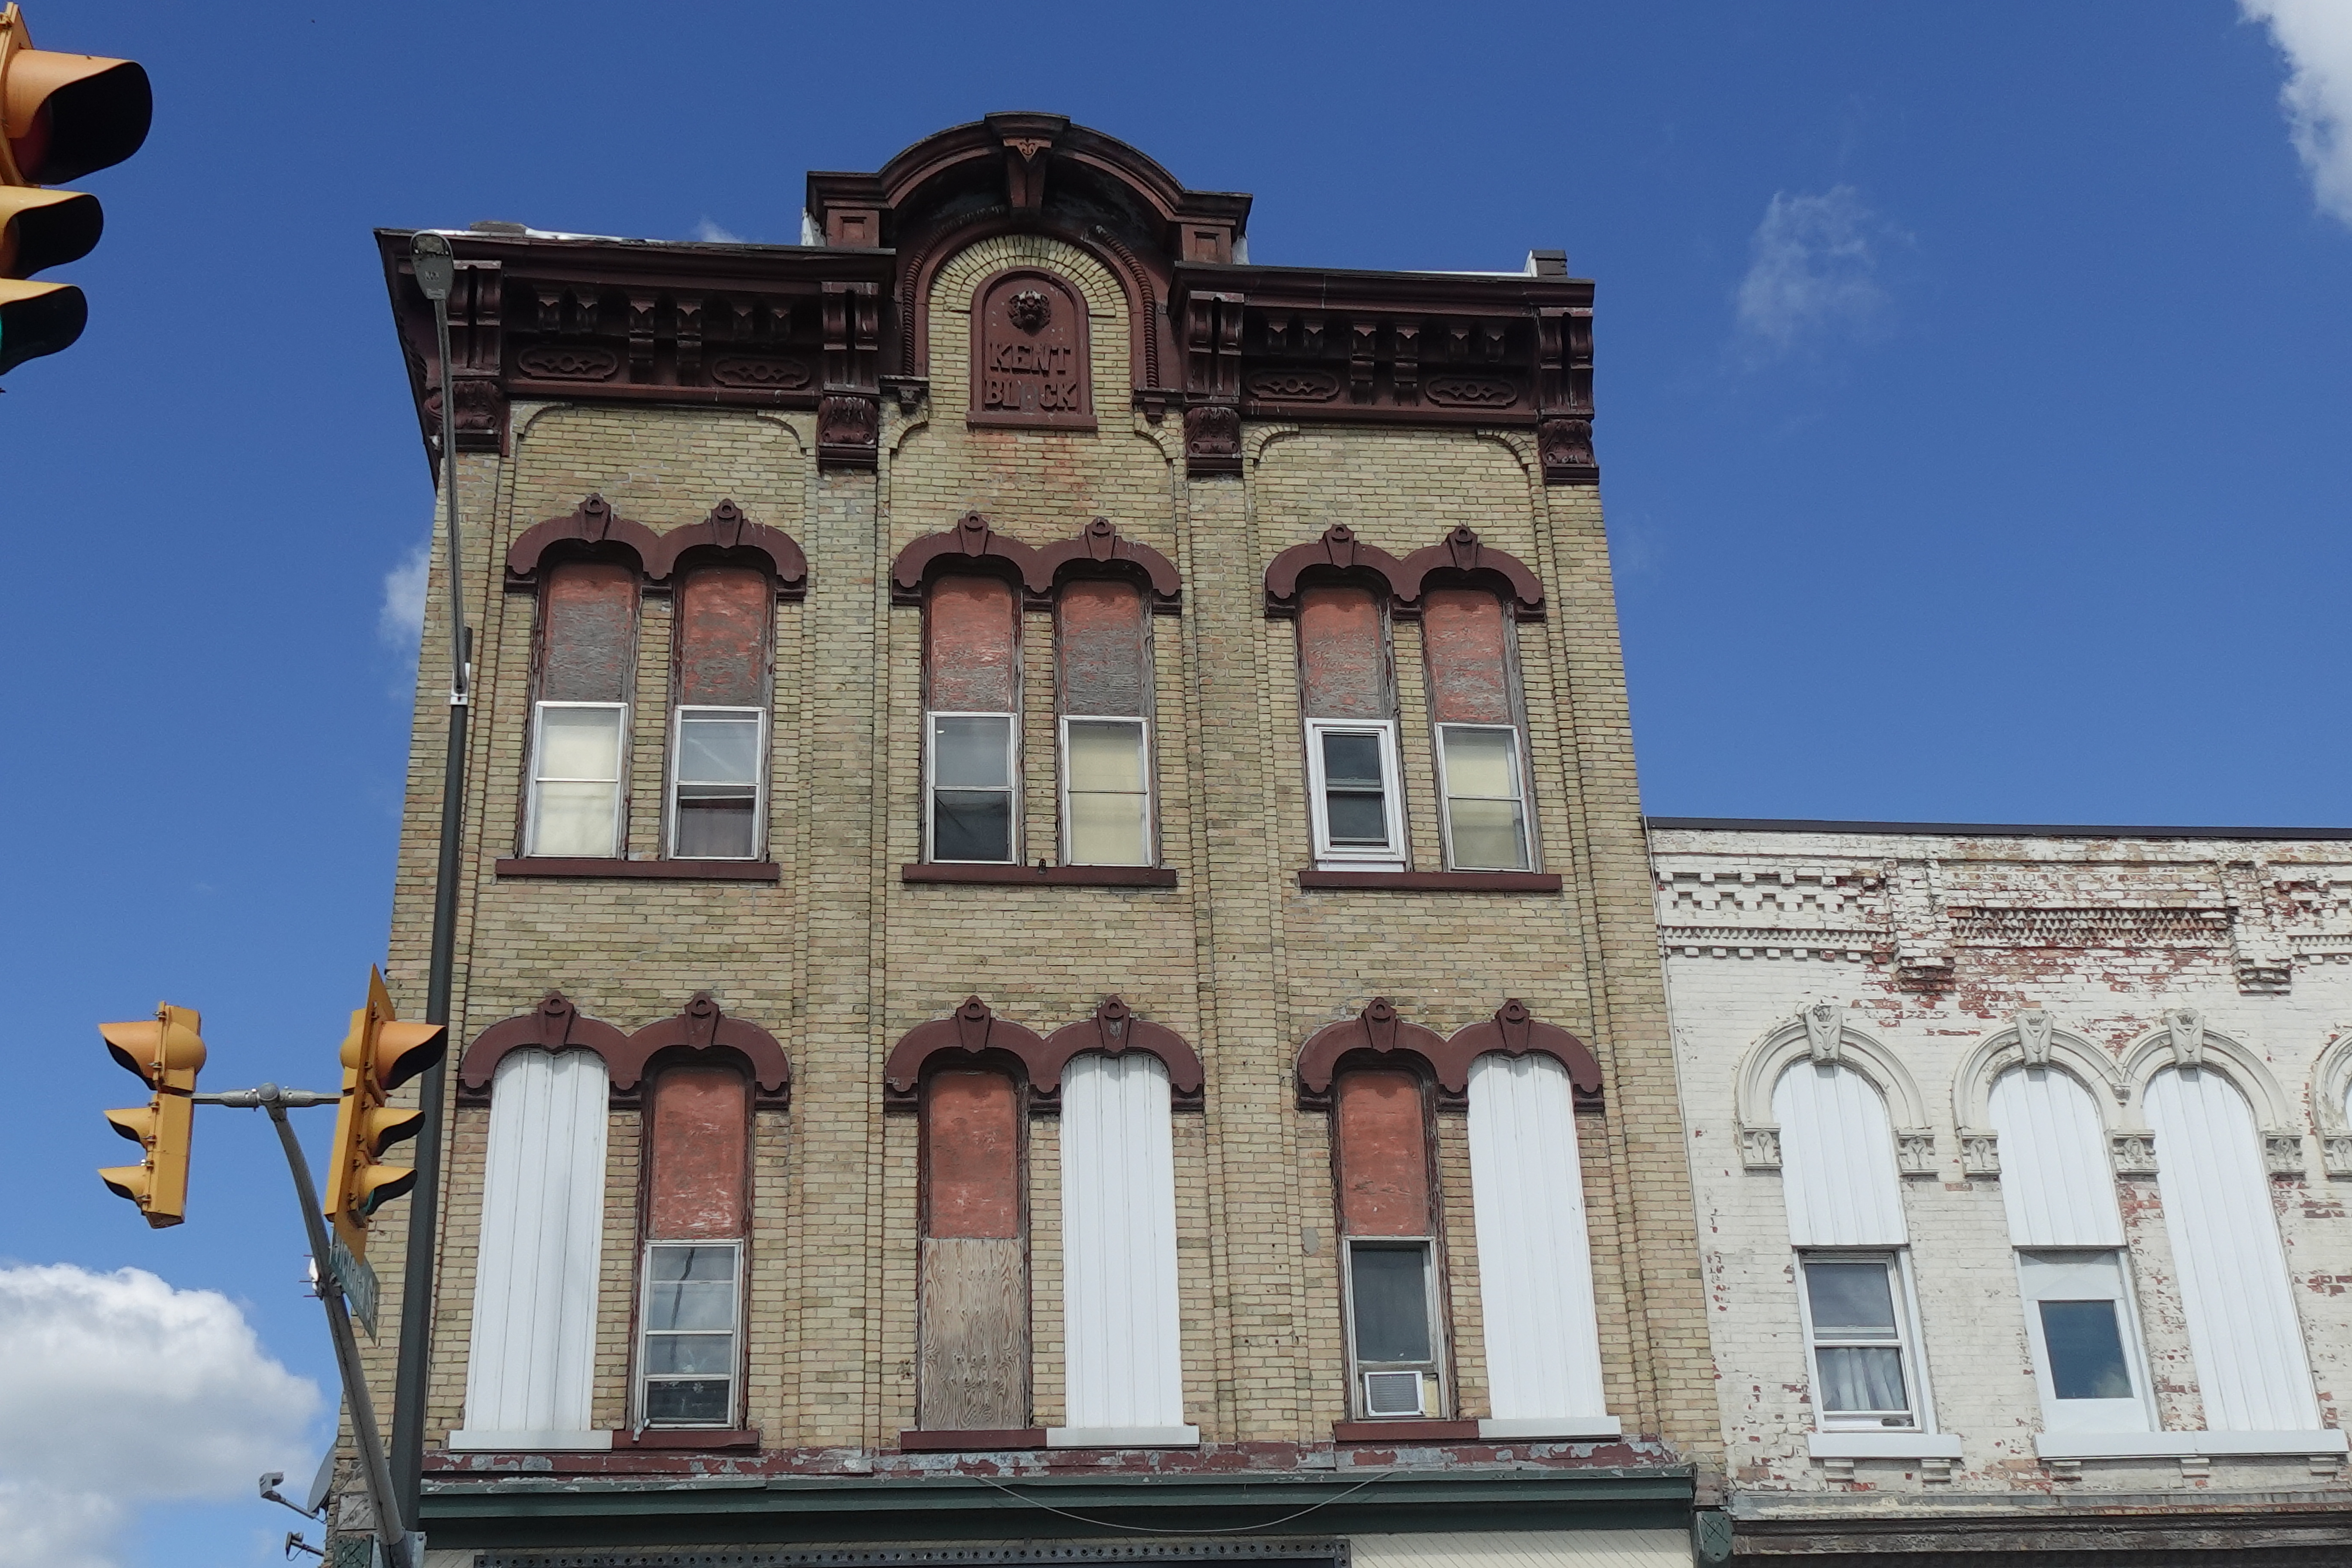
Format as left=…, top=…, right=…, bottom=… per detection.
left=0, top=3, right=150, bottom=376
left=98, top=1003, right=205, bottom=1228
left=324, top=969, right=447, bottom=1260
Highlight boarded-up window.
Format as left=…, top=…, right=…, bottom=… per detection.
left=925, top=576, right=1020, bottom=863
left=1057, top=579, right=1152, bottom=867
left=1333, top=1068, right=1444, bottom=1418
left=528, top=561, right=637, bottom=858
left=1423, top=587, right=1531, bottom=871
left=1773, top=1062, right=1906, bottom=1248
left=668, top=567, right=771, bottom=860
left=457, top=1048, right=609, bottom=1444
left=1059, top=1052, right=1186, bottom=1435
left=919, top=1068, right=1029, bottom=1430
left=637, top=1063, right=748, bottom=1427
left=1298, top=585, right=1392, bottom=722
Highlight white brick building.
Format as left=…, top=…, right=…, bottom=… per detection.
left=1652, top=818, right=2352, bottom=1562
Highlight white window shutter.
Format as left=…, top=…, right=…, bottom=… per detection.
left=1989, top=1067, right=2125, bottom=1248
left=1058, top=1053, right=1187, bottom=1434
left=1775, top=1061, right=1907, bottom=1247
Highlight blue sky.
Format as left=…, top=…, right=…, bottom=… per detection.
left=1, top=3, right=2347, bottom=1564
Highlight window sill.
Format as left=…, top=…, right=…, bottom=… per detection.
left=1298, top=870, right=1563, bottom=893
left=1478, top=1416, right=1621, bottom=1440
left=2034, top=1429, right=2349, bottom=1461
left=1332, top=1419, right=1482, bottom=1443
left=901, top=862, right=1178, bottom=887
left=494, top=858, right=780, bottom=882
left=444, top=1428, right=612, bottom=1452
left=1807, top=1431, right=1963, bottom=1461
left=610, top=1427, right=761, bottom=1452
left=897, top=1427, right=1048, bottom=1452
left=1046, top=1424, right=1200, bottom=1449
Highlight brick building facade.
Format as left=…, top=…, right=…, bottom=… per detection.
left=361, top=117, right=1715, bottom=1568
left=1654, top=820, right=2352, bottom=1562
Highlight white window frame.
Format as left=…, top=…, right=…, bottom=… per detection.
left=1342, top=1236, right=1446, bottom=1420
left=1433, top=721, right=1533, bottom=872
left=635, top=1238, right=742, bottom=1430
left=665, top=704, right=767, bottom=861
left=1057, top=714, right=1154, bottom=867
left=1795, top=1250, right=1933, bottom=1433
left=526, top=699, right=629, bottom=858
left=2017, top=1249, right=2156, bottom=1434
left=1305, top=718, right=1406, bottom=870
left=925, top=709, right=1019, bottom=864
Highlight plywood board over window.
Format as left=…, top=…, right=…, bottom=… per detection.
left=919, top=1068, right=1030, bottom=1431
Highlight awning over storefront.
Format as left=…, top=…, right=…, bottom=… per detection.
left=1350, top=1531, right=1688, bottom=1568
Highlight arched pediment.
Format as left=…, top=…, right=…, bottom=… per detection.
left=1733, top=1002, right=1934, bottom=1174
left=456, top=991, right=790, bottom=1108
left=2310, top=1026, right=2352, bottom=1176
left=2119, top=1008, right=2303, bottom=1173
left=891, top=512, right=1181, bottom=610
left=1295, top=998, right=1598, bottom=1112
left=1395, top=527, right=1545, bottom=620
left=1950, top=1012, right=2127, bottom=1177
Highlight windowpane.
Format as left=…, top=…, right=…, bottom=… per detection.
left=647, top=1278, right=734, bottom=1332
left=1815, top=1346, right=1908, bottom=1414
left=530, top=781, right=619, bottom=857
left=653, top=1244, right=736, bottom=1282
left=1350, top=1243, right=1433, bottom=1363
left=934, top=715, right=1012, bottom=787
left=677, top=713, right=760, bottom=784
left=1068, top=792, right=1148, bottom=865
left=2041, top=1300, right=2132, bottom=1400
left=1321, top=730, right=1385, bottom=787
left=1066, top=720, right=1145, bottom=791
left=1446, top=798, right=1528, bottom=871
left=1441, top=726, right=1519, bottom=797
left=1806, top=1261, right=1899, bottom=1337
left=645, top=1332, right=735, bottom=1375
left=643, top=1378, right=730, bottom=1424
left=674, top=794, right=756, bottom=859
left=1326, top=789, right=1391, bottom=846
left=539, top=705, right=622, bottom=780
left=934, top=790, right=1012, bottom=861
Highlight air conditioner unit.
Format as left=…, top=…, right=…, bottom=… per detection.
left=1363, top=1370, right=1424, bottom=1418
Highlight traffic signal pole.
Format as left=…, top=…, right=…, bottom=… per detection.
left=202, top=1083, right=417, bottom=1568
left=389, top=230, right=470, bottom=1529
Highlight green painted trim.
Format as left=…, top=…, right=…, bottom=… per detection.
left=420, top=1467, right=1695, bottom=1550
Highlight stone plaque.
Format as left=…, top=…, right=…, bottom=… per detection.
left=969, top=267, right=1094, bottom=430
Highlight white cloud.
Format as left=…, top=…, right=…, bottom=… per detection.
left=691, top=216, right=744, bottom=243
left=0, top=1265, right=322, bottom=1568
left=379, top=537, right=429, bottom=652
left=1733, top=186, right=1900, bottom=357
left=2242, top=0, right=2352, bottom=226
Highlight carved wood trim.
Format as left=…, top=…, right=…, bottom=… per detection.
left=1038, top=997, right=1205, bottom=1110
left=1296, top=998, right=1599, bottom=1112
left=1263, top=524, right=1413, bottom=617
left=506, top=496, right=808, bottom=597
left=884, top=998, right=1054, bottom=1111
left=456, top=993, right=631, bottom=1103
left=505, top=494, right=664, bottom=582
left=1395, top=526, right=1545, bottom=619
left=457, top=991, right=790, bottom=1107
left=891, top=513, right=1181, bottom=610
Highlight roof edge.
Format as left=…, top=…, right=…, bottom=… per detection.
left=1645, top=816, right=2352, bottom=842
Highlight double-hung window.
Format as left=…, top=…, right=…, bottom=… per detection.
left=2018, top=1251, right=2151, bottom=1432
left=1435, top=724, right=1529, bottom=871
left=1056, top=576, right=1155, bottom=866
left=669, top=707, right=763, bottom=858
left=528, top=702, right=628, bottom=857
left=928, top=713, right=1017, bottom=862
left=668, top=564, right=773, bottom=861
left=1348, top=1239, right=1440, bottom=1417
left=1333, top=1066, right=1449, bottom=1420
left=924, top=573, right=1022, bottom=865
left=1798, top=1253, right=1922, bottom=1430
left=527, top=559, right=638, bottom=858
left=1306, top=720, right=1405, bottom=867
left=1062, top=718, right=1151, bottom=864
left=638, top=1240, right=741, bottom=1426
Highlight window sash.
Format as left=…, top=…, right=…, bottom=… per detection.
left=1305, top=719, right=1406, bottom=869
left=1059, top=716, right=1152, bottom=867
left=2018, top=1249, right=2154, bottom=1433
left=926, top=710, right=1017, bottom=864
left=666, top=705, right=766, bottom=861
left=527, top=701, right=627, bottom=858
left=1435, top=723, right=1531, bottom=871
left=1798, top=1252, right=1926, bottom=1430
left=1344, top=1237, right=1443, bottom=1419
left=637, top=1240, right=741, bottom=1429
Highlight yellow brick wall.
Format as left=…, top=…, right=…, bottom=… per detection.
left=375, top=233, right=1714, bottom=1467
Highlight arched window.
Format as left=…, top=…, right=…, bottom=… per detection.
left=635, top=1062, right=749, bottom=1428
left=2142, top=1066, right=2321, bottom=1431
left=1421, top=586, right=1532, bottom=872
left=1988, top=1066, right=2151, bottom=1434
left=527, top=560, right=637, bottom=858
left=919, top=1064, right=1030, bottom=1431
left=1773, top=1060, right=1927, bottom=1434
left=1334, top=1064, right=1446, bottom=1419
left=1055, top=577, right=1154, bottom=867
left=455, top=1047, right=610, bottom=1448
left=1298, top=582, right=1405, bottom=870
left=923, top=573, right=1022, bottom=865
left=666, top=565, right=772, bottom=861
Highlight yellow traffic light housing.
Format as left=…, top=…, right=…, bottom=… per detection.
left=0, top=3, right=147, bottom=376
left=98, top=1003, right=205, bottom=1228
left=324, top=969, right=447, bottom=1259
